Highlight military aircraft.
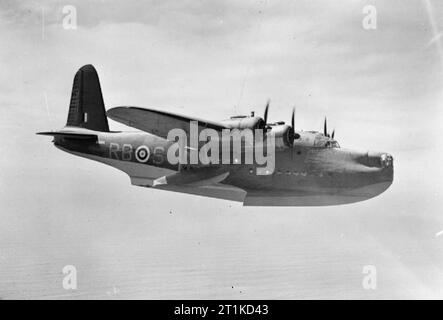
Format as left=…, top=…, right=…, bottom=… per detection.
left=38, top=65, right=393, bottom=206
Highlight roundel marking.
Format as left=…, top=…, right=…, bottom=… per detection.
left=135, top=145, right=150, bottom=163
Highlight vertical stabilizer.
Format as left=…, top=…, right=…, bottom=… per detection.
left=66, top=64, right=109, bottom=132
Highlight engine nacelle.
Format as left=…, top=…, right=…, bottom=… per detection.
left=221, top=116, right=266, bottom=130
left=268, top=124, right=295, bottom=148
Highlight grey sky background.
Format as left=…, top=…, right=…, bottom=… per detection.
left=1, top=0, right=443, bottom=299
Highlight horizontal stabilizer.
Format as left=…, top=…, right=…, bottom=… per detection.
left=36, top=131, right=98, bottom=140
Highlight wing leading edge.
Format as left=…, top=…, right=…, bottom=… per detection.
left=107, top=106, right=230, bottom=139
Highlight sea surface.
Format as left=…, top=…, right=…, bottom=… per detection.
left=1, top=143, right=443, bottom=299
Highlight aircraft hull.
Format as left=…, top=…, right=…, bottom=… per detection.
left=53, top=129, right=394, bottom=207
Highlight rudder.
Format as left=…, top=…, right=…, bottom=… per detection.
left=66, top=64, right=109, bottom=132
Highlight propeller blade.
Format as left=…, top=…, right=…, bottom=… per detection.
left=331, top=129, right=335, bottom=139
left=264, top=99, right=270, bottom=124
left=291, top=107, right=295, bottom=129
left=323, top=117, right=328, bottom=136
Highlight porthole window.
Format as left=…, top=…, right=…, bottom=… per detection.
left=249, top=168, right=254, bottom=174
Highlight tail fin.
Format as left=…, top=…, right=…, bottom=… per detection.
left=66, top=64, right=110, bottom=132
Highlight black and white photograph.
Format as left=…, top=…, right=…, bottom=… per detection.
left=0, top=0, right=442, bottom=304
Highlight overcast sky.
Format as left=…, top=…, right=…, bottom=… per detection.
left=1, top=0, right=443, bottom=299
left=0, top=0, right=441, bottom=150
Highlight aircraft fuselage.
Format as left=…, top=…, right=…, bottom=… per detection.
left=53, top=127, right=393, bottom=206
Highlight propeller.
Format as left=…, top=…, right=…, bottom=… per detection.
left=323, top=117, right=336, bottom=139
left=263, top=99, right=270, bottom=124
left=261, top=101, right=296, bottom=147
left=289, top=106, right=295, bottom=146
left=262, top=100, right=295, bottom=128
left=324, top=117, right=328, bottom=137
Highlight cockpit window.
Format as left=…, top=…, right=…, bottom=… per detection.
left=311, top=134, right=341, bottom=148
left=324, top=141, right=340, bottom=148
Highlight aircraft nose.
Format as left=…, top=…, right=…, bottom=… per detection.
left=379, top=153, right=393, bottom=169
left=366, top=151, right=394, bottom=183
left=365, top=151, right=393, bottom=168
left=340, top=150, right=394, bottom=200
left=351, top=150, right=394, bottom=182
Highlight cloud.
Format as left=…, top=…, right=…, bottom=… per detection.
left=0, top=0, right=441, bottom=152
left=1, top=0, right=443, bottom=299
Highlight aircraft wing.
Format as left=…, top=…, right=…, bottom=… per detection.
left=151, top=165, right=233, bottom=187
left=131, top=165, right=247, bottom=203
left=107, top=106, right=229, bottom=139
left=155, top=183, right=247, bottom=203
